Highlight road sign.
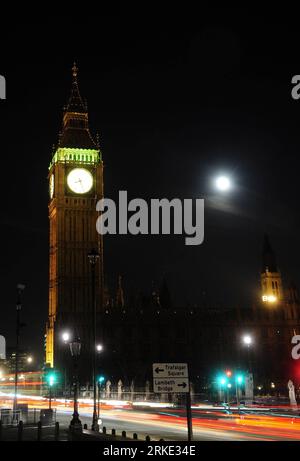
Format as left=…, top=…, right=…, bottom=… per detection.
left=152, top=363, right=189, bottom=393
left=152, top=363, right=189, bottom=379
left=152, top=363, right=192, bottom=441
left=153, top=377, right=189, bottom=393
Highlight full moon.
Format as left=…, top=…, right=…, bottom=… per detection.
left=215, top=176, right=231, bottom=192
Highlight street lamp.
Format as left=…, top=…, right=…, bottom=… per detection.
left=27, top=356, right=33, bottom=364
left=62, top=331, right=71, bottom=397
left=96, top=344, right=103, bottom=353
left=69, top=337, right=82, bottom=432
left=62, top=332, right=71, bottom=343
left=242, top=335, right=253, bottom=347
left=13, top=283, right=25, bottom=420
left=88, top=248, right=100, bottom=431
left=242, top=334, right=253, bottom=373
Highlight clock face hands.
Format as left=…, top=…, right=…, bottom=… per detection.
left=67, top=168, right=93, bottom=194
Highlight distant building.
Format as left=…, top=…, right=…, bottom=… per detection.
left=4, top=349, right=34, bottom=373
left=97, top=235, right=300, bottom=393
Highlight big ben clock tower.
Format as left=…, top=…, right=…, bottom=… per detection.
left=45, top=64, right=104, bottom=378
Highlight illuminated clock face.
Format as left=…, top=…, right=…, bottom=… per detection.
left=67, top=168, right=93, bottom=194
left=49, top=174, right=54, bottom=199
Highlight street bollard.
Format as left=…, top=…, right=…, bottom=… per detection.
left=122, top=431, right=126, bottom=438
left=37, top=421, right=42, bottom=441
left=103, top=426, right=106, bottom=434
left=146, top=435, right=151, bottom=441
left=17, top=421, right=23, bottom=441
left=54, top=422, right=59, bottom=441
left=112, top=428, right=116, bottom=436
left=133, top=433, right=138, bottom=440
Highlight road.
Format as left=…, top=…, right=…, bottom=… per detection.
left=1, top=393, right=300, bottom=441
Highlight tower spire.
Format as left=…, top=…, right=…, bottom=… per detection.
left=58, top=63, right=97, bottom=149
left=72, top=61, right=78, bottom=79
left=260, top=234, right=283, bottom=303
left=65, top=62, right=87, bottom=114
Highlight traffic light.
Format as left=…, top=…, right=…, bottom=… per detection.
left=98, top=375, right=105, bottom=384
left=44, top=368, right=58, bottom=387
left=225, top=370, right=232, bottom=378
left=217, top=375, right=227, bottom=387
left=236, top=374, right=244, bottom=385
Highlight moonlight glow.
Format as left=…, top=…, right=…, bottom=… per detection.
left=215, top=176, right=231, bottom=192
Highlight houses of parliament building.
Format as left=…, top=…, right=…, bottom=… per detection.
left=44, top=66, right=300, bottom=392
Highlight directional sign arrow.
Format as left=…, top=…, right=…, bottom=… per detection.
left=155, top=367, right=164, bottom=374
left=178, top=382, right=187, bottom=389
left=152, top=363, right=189, bottom=379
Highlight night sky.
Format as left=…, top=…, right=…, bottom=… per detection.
left=1, top=8, right=300, bottom=362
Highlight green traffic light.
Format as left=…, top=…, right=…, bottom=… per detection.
left=48, top=374, right=56, bottom=386
left=217, top=375, right=227, bottom=387
left=98, top=375, right=105, bottom=384
left=45, top=369, right=57, bottom=387
left=236, top=374, right=244, bottom=385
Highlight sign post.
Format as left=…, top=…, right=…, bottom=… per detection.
left=186, top=390, right=193, bottom=441
left=153, top=363, right=193, bottom=441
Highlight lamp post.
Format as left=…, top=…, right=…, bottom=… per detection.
left=227, top=383, right=232, bottom=410
left=242, top=334, right=254, bottom=405
left=96, top=344, right=104, bottom=422
left=97, top=375, right=105, bottom=423
left=48, top=374, right=55, bottom=410
left=13, top=283, right=25, bottom=420
left=235, top=374, right=243, bottom=415
left=62, top=331, right=71, bottom=398
left=88, top=248, right=100, bottom=431
left=69, top=338, right=82, bottom=432
left=242, top=335, right=253, bottom=373
left=218, top=377, right=227, bottom=404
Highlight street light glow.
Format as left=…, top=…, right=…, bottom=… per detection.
left=27, top=356, right=33, bottom=364
left=62, top=332, right=71, bottom=343
left=96, top=344, right=103, bottom=352
left=243, top=335, right=253, bottom=346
